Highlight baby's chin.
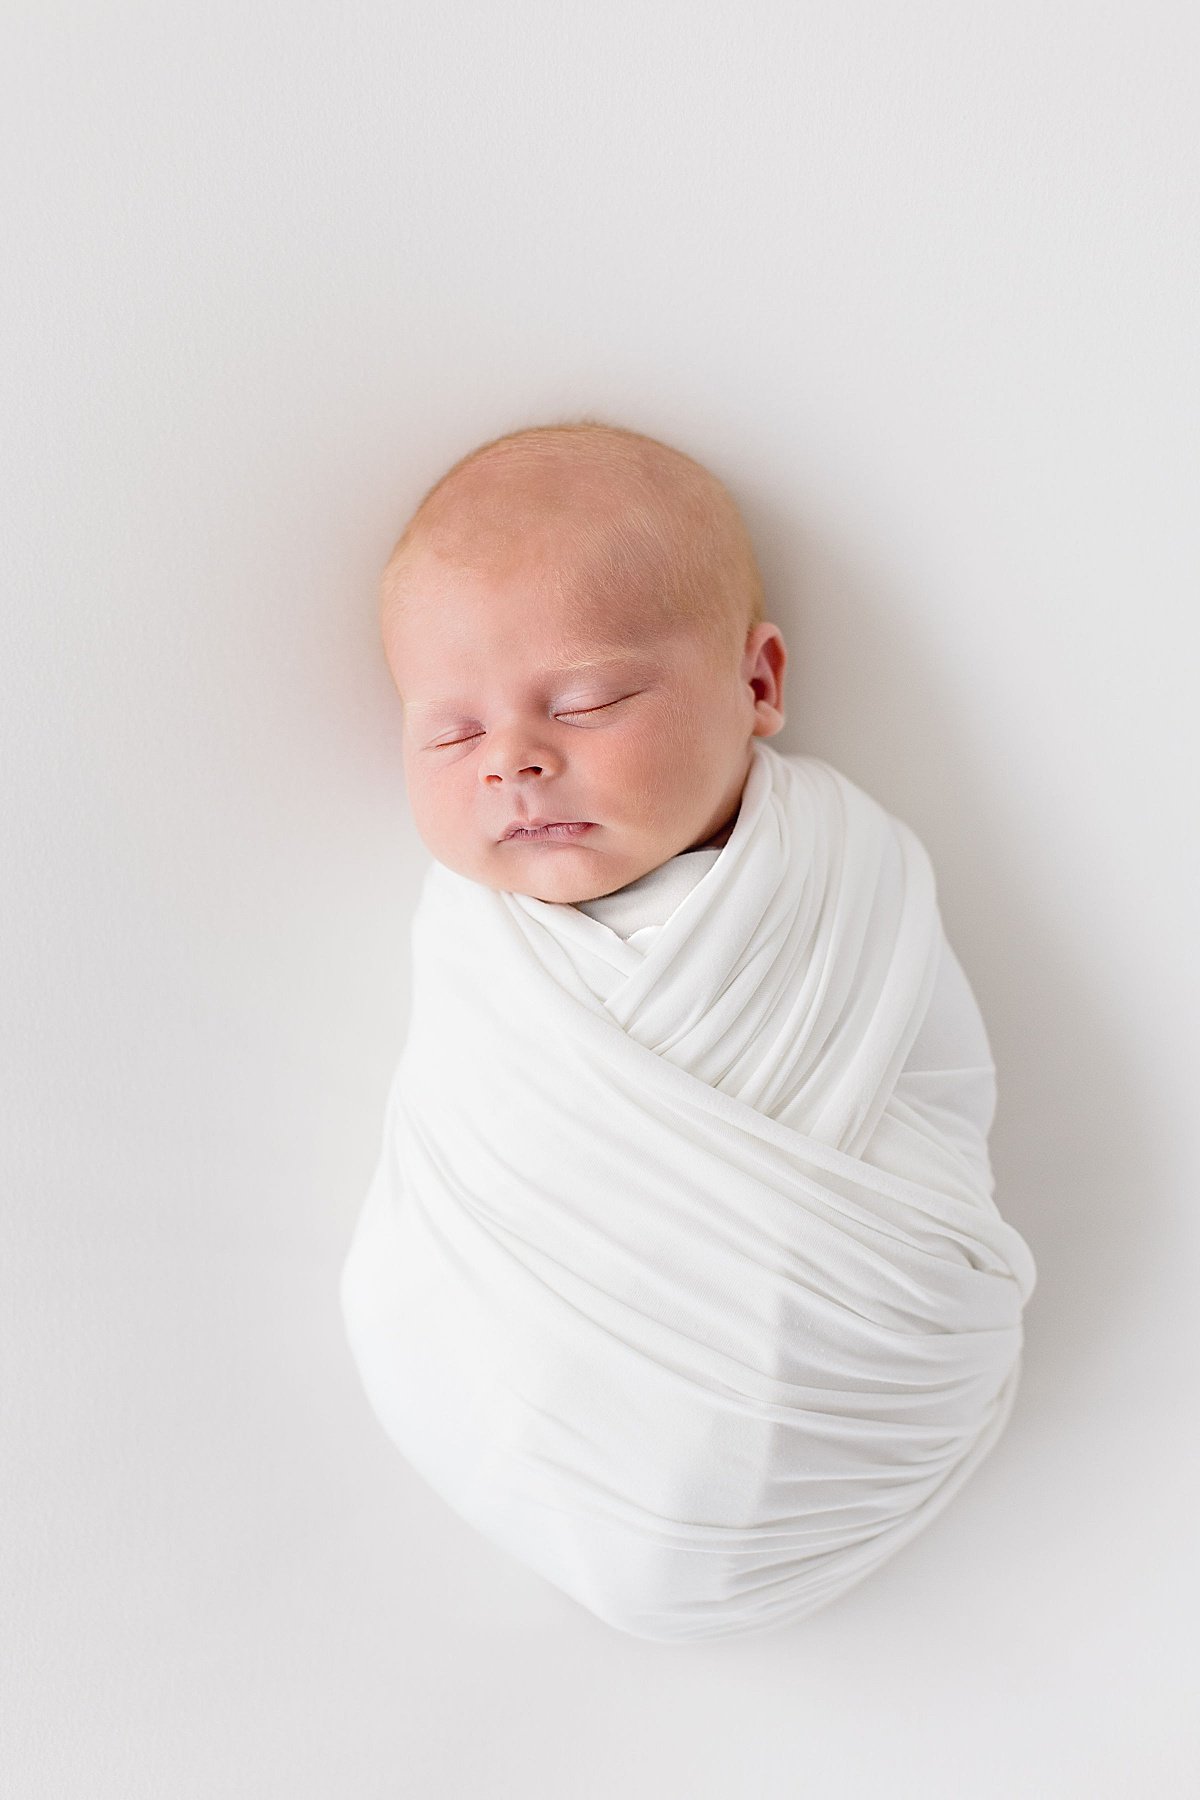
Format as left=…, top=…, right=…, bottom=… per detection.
left=492, top=851, right=631, bottom=906
left=469, top=836, right=668, bottom=906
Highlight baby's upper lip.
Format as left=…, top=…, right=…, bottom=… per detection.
left=501, top=817, right=590, bottom=838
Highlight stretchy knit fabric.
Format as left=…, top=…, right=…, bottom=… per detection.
left=340, top=740, right=1036, bottom=1642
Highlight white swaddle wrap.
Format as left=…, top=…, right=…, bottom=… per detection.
left=340, top=740, right=1037, bottom=1642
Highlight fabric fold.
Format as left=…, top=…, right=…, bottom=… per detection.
left=340, top=740, right=1036, bottom=1642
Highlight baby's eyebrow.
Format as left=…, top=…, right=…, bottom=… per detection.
left=547, top=653, right=647, bottom=673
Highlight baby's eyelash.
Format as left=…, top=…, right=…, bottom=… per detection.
left=558, top=697, right=628, bottom=718
left=430, top=695, right=632, bottom=749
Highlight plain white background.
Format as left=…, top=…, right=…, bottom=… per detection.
left=4, top=3, right=1198, bottom=1795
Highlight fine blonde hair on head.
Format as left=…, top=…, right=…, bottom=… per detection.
left=380, top=417, right=766, bottom=668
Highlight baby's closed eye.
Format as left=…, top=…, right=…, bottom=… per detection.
left=558, top=694, right=638, bottom=721
left=430, top=693, right=639, bottom=747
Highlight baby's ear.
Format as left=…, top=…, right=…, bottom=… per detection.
left=744, top=626, right=786, bottom=730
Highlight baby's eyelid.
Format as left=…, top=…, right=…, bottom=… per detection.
left=558, top=694, right=631, bottom=717
left=429, top=693, right=635, bottom=748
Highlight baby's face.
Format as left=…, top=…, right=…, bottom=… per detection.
left=384, top=540, right=783, bottom=904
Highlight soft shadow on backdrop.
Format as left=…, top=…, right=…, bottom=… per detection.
left=3, top=3, right=1196, bottom=1797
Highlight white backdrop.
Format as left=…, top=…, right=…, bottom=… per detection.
left=4, top=4, right=1198, bottom=1796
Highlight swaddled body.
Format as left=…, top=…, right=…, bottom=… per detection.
left=341, top=419, right=1036, bottom=1641
left=341, top=740, right=1036, bottom=1642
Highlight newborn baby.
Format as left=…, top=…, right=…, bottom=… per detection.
left=340, top=421, right=1037, bottom=1643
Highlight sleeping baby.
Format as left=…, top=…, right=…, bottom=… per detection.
left=339, top=420, right=1037, bottom=1644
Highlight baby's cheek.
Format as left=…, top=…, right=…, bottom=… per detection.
left=651, top=686, right=706, bottom=754
left=619, top=717, right=698, bottom=815
left=409, top=781, right=461, bottom=856
left=598, top=737, right=662, bottom=827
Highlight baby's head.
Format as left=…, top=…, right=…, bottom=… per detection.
left=380, top=420, right=787, bottom=904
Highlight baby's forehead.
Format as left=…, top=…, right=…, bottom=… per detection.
left=405, top=597, right=682, bottom=670
left=398, top=526, right=684, bottom=638
left=384, top=439, right=750, bottom=675
left=395, top=577, right=713, bottom=710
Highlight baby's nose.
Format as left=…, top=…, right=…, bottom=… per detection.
left=485, top=760, right=544, bottom=781
left=482, top=732, right=562, bottom=782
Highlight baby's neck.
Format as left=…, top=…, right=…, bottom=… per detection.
left=686, top=805, right=738, bottom=852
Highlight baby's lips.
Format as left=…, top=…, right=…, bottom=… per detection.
left=501, top=820, right=597, bottom=842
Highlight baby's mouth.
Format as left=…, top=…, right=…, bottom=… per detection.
left=502, top=821, right=596, bottom=843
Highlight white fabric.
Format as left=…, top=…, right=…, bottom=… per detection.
left=577, top=845, right=1001, bottom=1165
left=340, top=740, right=1037, bottom=1643
left=574, top=845, right=723, bottom=942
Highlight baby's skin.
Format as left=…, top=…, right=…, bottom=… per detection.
left=378, top=422, right=789, bottom=905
